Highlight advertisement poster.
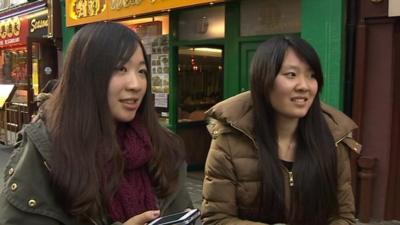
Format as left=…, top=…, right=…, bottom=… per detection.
left=150, top=34, right=169, bottom=95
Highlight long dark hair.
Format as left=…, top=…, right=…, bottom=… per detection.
left=250, top=36, right=338, bottom=225
left=44, top=22, right=184, bottom=221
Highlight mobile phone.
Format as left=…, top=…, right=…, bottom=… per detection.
left=148, top=208, right=200, bottom=225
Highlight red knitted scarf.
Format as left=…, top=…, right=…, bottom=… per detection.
left=108, top=116, right=158, bottom=222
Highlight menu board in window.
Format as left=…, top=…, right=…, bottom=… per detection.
left=0, top=84, right=15, bottom=108
left=151, top=35, right=169, bottom=94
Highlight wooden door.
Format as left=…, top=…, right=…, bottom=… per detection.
left=385, top=21, right=400, bottom=220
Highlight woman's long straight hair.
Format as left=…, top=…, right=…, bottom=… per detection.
left=250, top=36, right=338, bottom=225
left=44, top=22, right=184, bottom=221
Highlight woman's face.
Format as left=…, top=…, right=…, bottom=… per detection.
left=108, top=47, right=148, bottom=122
left=269, top=47, right=318, bottom=121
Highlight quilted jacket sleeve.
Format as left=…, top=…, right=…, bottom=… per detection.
left=201, top=124, right=266, bottom=225
left=329, top=139, right=358, bottom=225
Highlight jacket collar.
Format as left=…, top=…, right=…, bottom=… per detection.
left=23, top=119, right=52, bottom=164
left=205, top=91, right=358, bottom=143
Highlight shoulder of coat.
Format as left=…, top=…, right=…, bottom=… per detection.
left=336, top=133, right=362, bottom=154
left=206, top=118, right=235, bottom=139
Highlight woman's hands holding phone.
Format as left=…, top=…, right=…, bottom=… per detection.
left=123, top=210, right=160, bottom=225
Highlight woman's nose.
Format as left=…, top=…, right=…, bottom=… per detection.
left=295, top=75, right=310, bottom=91
left=126, top=72, right=142, bottom=90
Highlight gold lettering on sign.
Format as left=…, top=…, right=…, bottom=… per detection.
left=12, top=17, right=20, bottom=36
left=6, top=20, right=13, bottom=38
left=72, top=0, right=105, bottom=19
left=0, top=17, right=21, bottom=39
left=30, top=18, right=48, bottom=32
left=0, top=20, right=6, bottom=39
left=110, top=0, right=143, bottom=10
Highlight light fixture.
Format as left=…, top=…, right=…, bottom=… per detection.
left=194, top=48, right=222, bottom=53
left=0, top=2, right=46, bottom=20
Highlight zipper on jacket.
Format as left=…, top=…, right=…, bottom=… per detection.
left=228, top=122, right=258, bottom=149
left=229, top=121, right=295, bottom=187
left=281, top=165, right=294, bottom=187
left=288, top=171, right=294, bottom=187
left=88, top=216, right=99, bottom=225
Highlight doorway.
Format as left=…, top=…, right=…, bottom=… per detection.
left=176, top=46, right=224, bottom=169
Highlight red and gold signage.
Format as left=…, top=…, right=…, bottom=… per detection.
left=66, top=0, right=225, bottom=27
left=0, top=16, right=28, bottom=48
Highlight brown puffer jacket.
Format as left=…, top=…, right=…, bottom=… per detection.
left=201, top=91, right=361, bottom=225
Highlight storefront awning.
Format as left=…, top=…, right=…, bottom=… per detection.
left=66, top=0, right=225, bottom=27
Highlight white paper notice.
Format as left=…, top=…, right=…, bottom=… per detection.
left=154, top=93, right=168, bottom=108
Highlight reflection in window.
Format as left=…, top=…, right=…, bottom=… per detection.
left=240, top=0, right=300, bottom=36
left=178, top=5, right=225, bottom=40
left=0, top=47, right=28, bottom=85
left=178, top=47, right=223, bottom=123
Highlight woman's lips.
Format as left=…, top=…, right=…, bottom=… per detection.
left=120, top=98, right=138, bottom=110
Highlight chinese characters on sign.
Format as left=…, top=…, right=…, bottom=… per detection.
left=71, top=0, right=106, bottom=19
left=0, top=17, right=22, bottom=47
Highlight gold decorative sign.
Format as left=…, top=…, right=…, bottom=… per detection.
left=70, top=0, right=106, bottom=19
left=0, top=15, right=28, bottom=47
left=66, top=0, right=224, bottom=27
left=0, top=17, right=21, bottom=39
left=110, top=0, right=143, bottom=10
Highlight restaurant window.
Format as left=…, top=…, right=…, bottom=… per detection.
left=178, top=5, right=225, bottom=40
left=240, top=0, right=300, bottom=36
left=178, top=47, right=223, bottom=123
left=0, top=47, right=28, bottom=85
left=121, top=15, right=170, bottom=125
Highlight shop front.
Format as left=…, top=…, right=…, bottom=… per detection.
left=65, top=0, right=346, bottom=170
left=0, top=0, right=61, bottom=144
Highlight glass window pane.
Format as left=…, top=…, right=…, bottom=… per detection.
left=240, top=0, right=301, bottom=36
left=0, top=47, right=28, bottom=85
left=178, top=6, right=225, bottom=40
left=178, top=47, right=223, bottom=123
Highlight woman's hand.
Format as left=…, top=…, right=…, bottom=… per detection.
left=123, top=210, right=160, bottom=225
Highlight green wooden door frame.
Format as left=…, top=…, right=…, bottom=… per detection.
left=168, top=5, right=228, bottom=131
left=60, top=0, right=75, bottom=53
left=301, top=0, right=345, bottom=110
left=239, top=41, right=261, bottom=91
left=223, top=2, right=240, bottom=98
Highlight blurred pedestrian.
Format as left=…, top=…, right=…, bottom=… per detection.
left=34, top=79, right=58, bottom=112
left=0, top=22, right=192, bottom=225
left=201, top=36, right=361, bottom=225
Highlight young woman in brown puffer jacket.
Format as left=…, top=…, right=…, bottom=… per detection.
left=201, top=36, right=361, bottom=225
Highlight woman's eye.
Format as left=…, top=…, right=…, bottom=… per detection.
left=139, top=69, right=148, bottom=76
left=285, top=72, right=296, bottom=78
left=119, top=67, right=128, bottom=72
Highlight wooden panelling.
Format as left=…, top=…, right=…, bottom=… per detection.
left=384, top=20, right=400, bottom=220
left=177, top=124, right=211, bottom=170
